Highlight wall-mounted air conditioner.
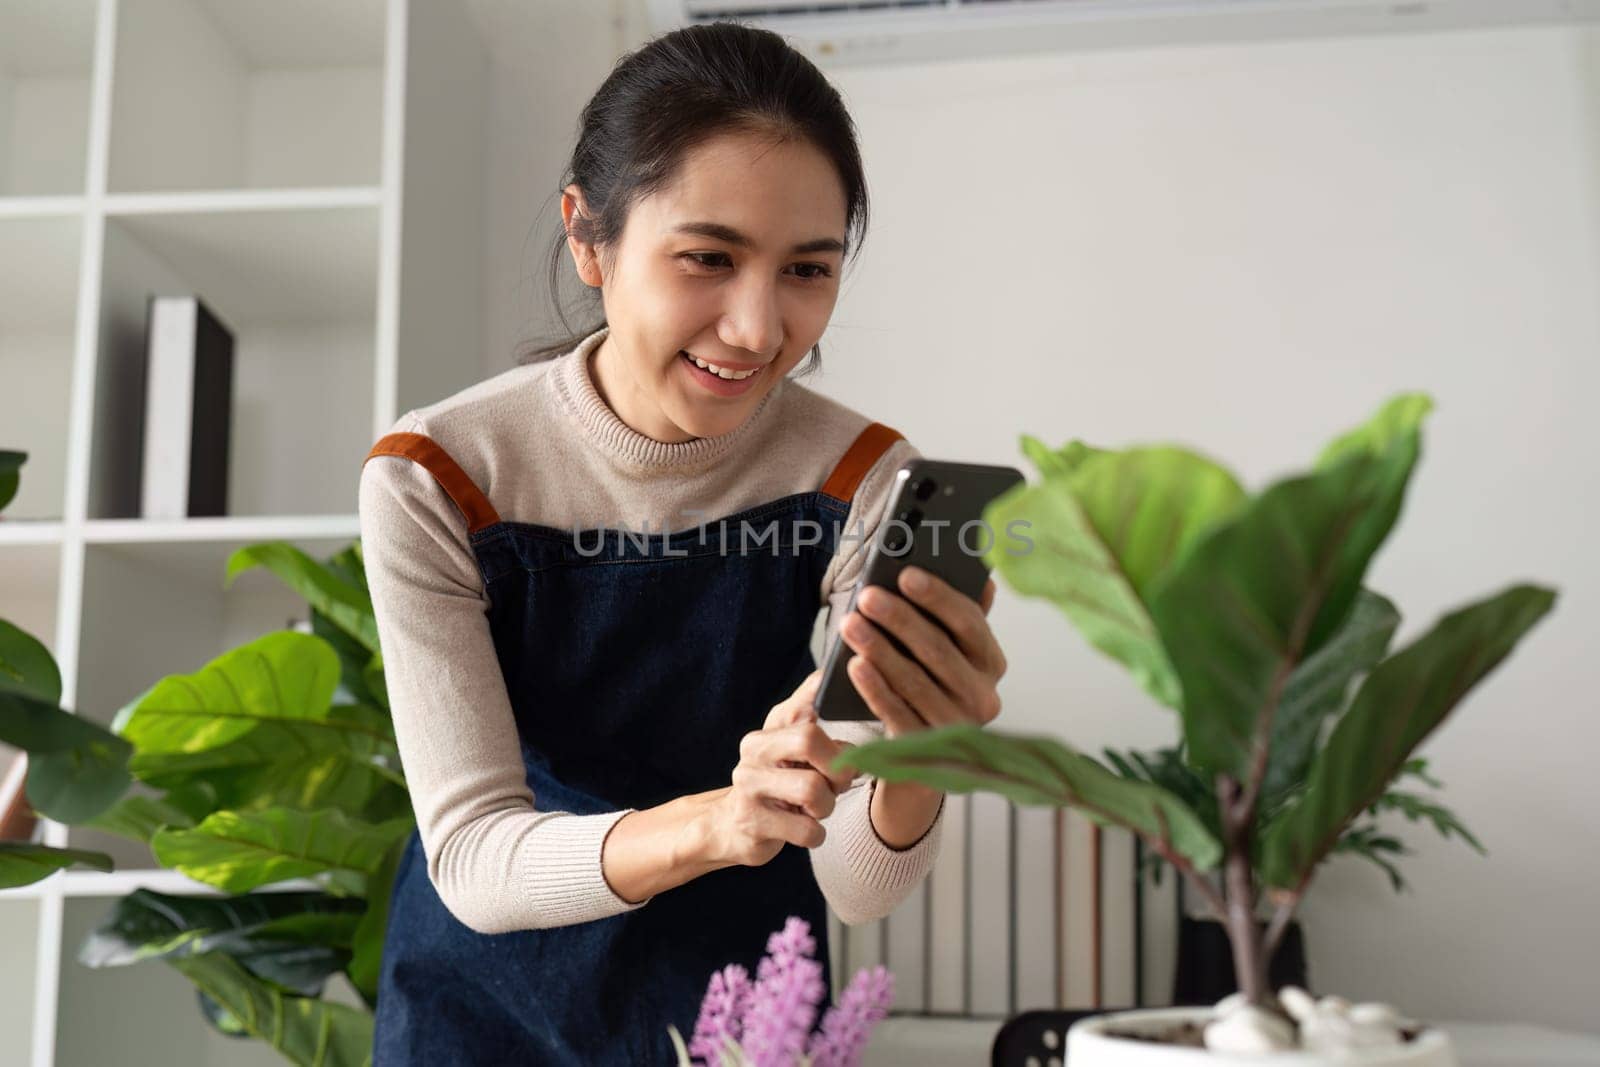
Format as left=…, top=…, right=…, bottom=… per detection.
left=647, top=0, right=1600, bottom=67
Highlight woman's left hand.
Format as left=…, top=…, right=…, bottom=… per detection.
left=838, top=566, right=1007, bottom=740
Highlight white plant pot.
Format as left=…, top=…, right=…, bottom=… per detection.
left=1066, top=1008, right=1458, bottom=1067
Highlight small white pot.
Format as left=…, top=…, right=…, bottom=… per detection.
left=1066, top=1008, right=1457, bottom=1067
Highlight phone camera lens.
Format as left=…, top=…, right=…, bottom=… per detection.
left=912, top=477, right=937, bottom=501
left=883, top=526, right=910, bottom=554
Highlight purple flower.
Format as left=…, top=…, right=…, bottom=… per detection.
left=740, top=918, right=827, bottom=1067
left=806, top=965, right=895, bottom=1067
left=688, top=963, right=752, bottom=1066
left=676, top=916, right=896, bottom=1067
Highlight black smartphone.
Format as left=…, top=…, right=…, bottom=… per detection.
left=813, top=458, right=1025, bottom=722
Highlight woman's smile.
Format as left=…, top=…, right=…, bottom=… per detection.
left=678, top=349, right=766, bottom=397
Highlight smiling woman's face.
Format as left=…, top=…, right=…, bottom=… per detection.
left=562, top=129, right=848, bottom=443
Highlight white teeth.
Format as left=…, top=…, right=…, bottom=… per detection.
left=686, top=352, right=758, bottom=380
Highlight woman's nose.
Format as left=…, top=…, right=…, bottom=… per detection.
left=719, top=273, right=782, bottom=358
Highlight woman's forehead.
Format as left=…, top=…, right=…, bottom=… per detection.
left=641, top=133, right=848, bottom=245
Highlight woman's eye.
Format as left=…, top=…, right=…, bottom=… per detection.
left=681, top=253, right=832, bottom=281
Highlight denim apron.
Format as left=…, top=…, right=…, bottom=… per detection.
left=363, top=421, right=905, bottom=1065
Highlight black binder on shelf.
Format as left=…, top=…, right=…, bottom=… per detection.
left=139, top=295, right=235, bottom=519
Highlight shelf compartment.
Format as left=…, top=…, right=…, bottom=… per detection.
left=57, top=894, right=364, bottom=1066
left=0, top=542, right=60, bottom=654
left=0, top=214, right=82, bottom=522
left=88, top=205, right=379, bottom=519
left=108, top=0, right=387, bottom=194
left=72, top=531, right=359, bottom=718
left=0, top=896, right=40, bottom=1053
left=0, top=0, right=97, bottom=197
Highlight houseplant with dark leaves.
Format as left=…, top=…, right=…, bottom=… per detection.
left=836, top=394, right=1555, bottom=1064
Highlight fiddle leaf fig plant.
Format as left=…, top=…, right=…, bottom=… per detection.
left=836, top=393, right=1556, bottom=1009
left=0, top=519, right=403, bottom=1065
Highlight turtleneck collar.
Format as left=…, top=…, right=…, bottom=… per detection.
left=551, top=325, right=786, bottom=472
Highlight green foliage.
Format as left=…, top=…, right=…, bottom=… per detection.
left=985, top=445, right=1246, bottom=709
left=836, top=392, right=1557, bottom=997
left=0, top=844, right=113, bottom=889
left=1259, top=584, right=1549, bottom=889
left=0, top=534, right=399, bottom=1063
left=0, top=619, right=131, bottom=828
left=1148, top=395, right=1431, bottom=779
left=166, top=952, right=374, bottom=1067
left=842, top=723, right=1221, bottom=870
left=1107, top=747, right=1482, bottom=894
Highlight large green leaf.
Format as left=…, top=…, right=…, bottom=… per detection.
left=360, top=653, right=387, bottom=712
left=112, top=632, right=342, bottom=755
left=166, top=952, right=373, bottom=1067
left=348, top=830, right=409, bottom=1005
left=28, top=737, right=135, bottom=824
left=0, top=688, right=122, bottom=756
left=0, top=450, right=24, bottom=512
left=152, top=807, right=413, bottom=894
left=1147, top=394, right=1432, bottom=778
left=79, top=887, right=363, bottom=996
left=835, top=724, right=1221, bottom=871
left=226, top=543, right=379, bottom=656
left=321, top=542, right=369, bottom=597
left=1260, top=583, right=1555, bottom=889
left=128, top=703, right=404, bottom=820
left=0, top=843, right=113, bottom=888
left=1263, top=589, right=1401, bottom=798
left=312, top=610, right=387, bottom=711
left=0, top=620, right=130, bottom=823
left=0, top=617, right=60, bottom=703
left=984, top=447, right=1245, bottom=710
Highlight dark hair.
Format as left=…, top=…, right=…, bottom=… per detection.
left=515, top=21, right=870, bottom=376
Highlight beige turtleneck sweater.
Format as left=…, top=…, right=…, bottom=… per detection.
left=357, top=325, right=944, bottom=935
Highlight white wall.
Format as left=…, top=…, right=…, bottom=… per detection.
left=473, top=8, right=1600, bottom=1034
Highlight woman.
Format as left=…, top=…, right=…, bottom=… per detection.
left=358, top=21, right=1008, bottom=1064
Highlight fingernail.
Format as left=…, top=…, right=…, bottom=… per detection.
left=903, top=567, right=929, bottom=593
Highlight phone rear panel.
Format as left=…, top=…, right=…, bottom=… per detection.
left=814, top=458, right=1024, bottom=722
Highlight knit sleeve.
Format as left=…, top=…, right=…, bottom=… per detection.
left=358, top=415, right=650, bottom=934
left=809, top=435, right=947, bottom=926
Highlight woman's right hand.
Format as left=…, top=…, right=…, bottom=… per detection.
left=697, top=670, right=860, bottom=868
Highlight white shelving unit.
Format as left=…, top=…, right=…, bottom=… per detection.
left=0, top=0, right=487, bottom=1063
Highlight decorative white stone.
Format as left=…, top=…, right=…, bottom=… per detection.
left=1274, top=985, right=1406, bottom=1053
left=1204, top=1004, right=1297, bottom=1054
left=1279, top=985, right=1317, bottom=1021
left=1213, top=992, right=1250, bottom=1017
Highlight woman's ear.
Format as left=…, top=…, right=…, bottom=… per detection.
left=560, top=184, right=603, bottom=288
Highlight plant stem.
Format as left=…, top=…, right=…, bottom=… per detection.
left=1217, top=776, right=1268, bottom=1004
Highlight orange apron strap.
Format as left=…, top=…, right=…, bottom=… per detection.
left=820, top=421, right=905, bottom=505
left=364, top=432, right=502, bottom=534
